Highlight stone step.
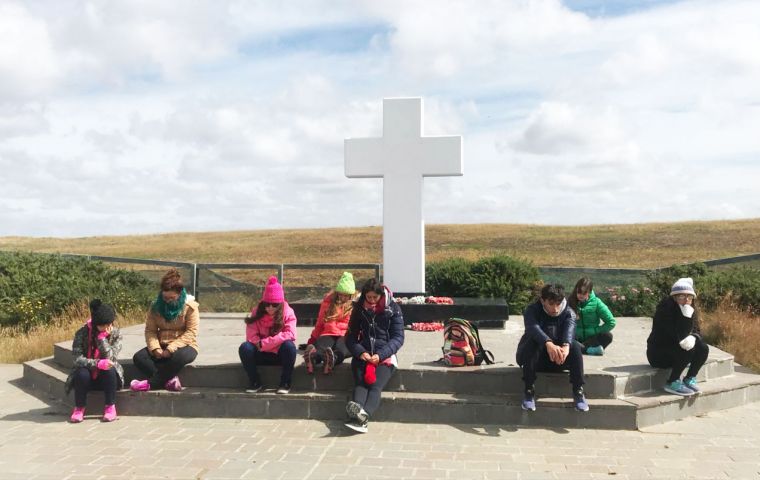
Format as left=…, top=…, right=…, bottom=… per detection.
left=51, top=343, right=735, bottom=399
left=23, top=357, right=760, bottom=430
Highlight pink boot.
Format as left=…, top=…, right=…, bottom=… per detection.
left=102, top=404, right=117, bottom=422
left=69, top=407, right=85, bottom=423
left=164, top=376, right=182, bottom=392
left=130, top=379, right=150, bottom=392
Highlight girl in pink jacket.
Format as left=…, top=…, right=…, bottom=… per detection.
left=304, top=272, right=357, bottom=374
left=238, top=276, right=297, bottom=394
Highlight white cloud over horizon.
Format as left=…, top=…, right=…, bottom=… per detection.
left=1, top=0, right=759, bottom=237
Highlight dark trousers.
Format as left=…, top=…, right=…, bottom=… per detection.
left=72, top=366, right=121, bottom=408
left=647, top=337, right=710, bottom=383
left=579, top=332, right=613, bottom=352
left=350, top=357, right=395, bottom=417
left=132, top=346, right=198, bottom=389
left=518, top=340, right=585, bottom=391
left=238, top=340, right=297, bottom=388
left=313, top=336, right=349, bottom=365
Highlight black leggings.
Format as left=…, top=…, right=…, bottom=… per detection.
left=313, top=336, right=349, bottom=365
left=350, top=357, right=395, bottom=417
left=132, top=346, right=198, bottom=389
left=579, top=332, right=613, bottom=352
left=647, top=337, right=710, bottom=383
left=518, top=340, right=585, bottom=391
left=72, top=367, right=121, bottom=408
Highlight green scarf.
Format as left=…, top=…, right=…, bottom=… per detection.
left=153, top=288, right=187, bottom=322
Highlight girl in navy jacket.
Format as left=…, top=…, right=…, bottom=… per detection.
left=344, top=278, right=404, bottom=433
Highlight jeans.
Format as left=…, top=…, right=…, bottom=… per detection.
left=72, top=366, right=121, bottom=408
left=132, top=345, right=198, bottom=389
left=350, top=357, right=395, bottom=416
left=238, top=340, right=297, bottom=388
left=579, top=332, right=613, bottom=352
left=313, top=335, right=349, bottom=365
left=518, top=339, right=585, bottom=391
left=647, top=337, right=710, bottom=383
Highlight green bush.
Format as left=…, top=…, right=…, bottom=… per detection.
left=0, top=252, right=156, bottom=330
left=595, top=285, right=659, bottom=317
left=647, top=263, right=760, bottom=314
left=426, top=255, right=539, bottom=313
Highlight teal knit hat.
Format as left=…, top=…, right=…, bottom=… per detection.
left=335, top=272, right=355, bottom=294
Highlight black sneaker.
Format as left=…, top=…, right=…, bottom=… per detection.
left=346, top=401, right=369, bottom=423
left=522, top=386, right=536, bottom=412
left=245, top=383, right=262, bottom=393
left=276, top=383, right=290, bottom=394
left=344, top=419, right=368, bottom=433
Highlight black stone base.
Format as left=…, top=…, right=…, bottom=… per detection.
left=290, top=297, right=509, bottom=329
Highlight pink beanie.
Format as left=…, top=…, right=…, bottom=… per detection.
left=262, top=276, right=285, bottom=303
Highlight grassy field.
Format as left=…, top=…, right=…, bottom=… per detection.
left=2, top=218, right=759, bottom=268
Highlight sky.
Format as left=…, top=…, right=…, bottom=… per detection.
left=1, top=0, right=759, bottom=237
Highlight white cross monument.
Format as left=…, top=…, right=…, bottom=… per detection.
left=344, top=97, right=463, bottom=293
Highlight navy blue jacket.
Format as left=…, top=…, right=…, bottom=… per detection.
left=346, top=300, right=404, bottom=361
left=516, top=299, right=576, bottom=364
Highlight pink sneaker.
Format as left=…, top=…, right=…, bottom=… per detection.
left=165, top=376, right=182, bottom=392
left=130, top=379, right=150, bottom=392
left=69, top=407, right=85, bottom=423
left=102, top=404, right=117, bottom=422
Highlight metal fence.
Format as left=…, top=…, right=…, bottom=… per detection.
left=25, top=251, right=760, bottom=311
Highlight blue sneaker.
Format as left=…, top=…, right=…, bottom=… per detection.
left=585, top=345, right=604, bottom=356
left=683, top=377, right=700, bottom=394
left=522, top=389, right=536, bottom=411
left=573, top=388, right=589, bottom=412
left=664, top=380, right=695, bottom=396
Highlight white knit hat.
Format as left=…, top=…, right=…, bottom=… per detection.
left=670, top=277, right=696, bottom=297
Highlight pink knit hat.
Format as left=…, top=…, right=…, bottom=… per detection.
left=262, top=276, right=285, bottom=303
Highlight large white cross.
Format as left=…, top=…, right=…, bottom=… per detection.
left=345, top=98, right=463, bottom=293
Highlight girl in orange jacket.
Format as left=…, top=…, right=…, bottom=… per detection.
left=304, top=272, right=357, bottom=374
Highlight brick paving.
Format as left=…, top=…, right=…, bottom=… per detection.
left=2, top=364, right=759, bottom=480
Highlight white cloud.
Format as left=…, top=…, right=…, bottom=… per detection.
left=1, top=0, right=759, bottom=237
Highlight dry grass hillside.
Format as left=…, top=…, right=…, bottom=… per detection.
left=2, top=218, right=759, bottom=268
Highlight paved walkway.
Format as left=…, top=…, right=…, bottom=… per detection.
left=1, top=365, right=758, bottom=479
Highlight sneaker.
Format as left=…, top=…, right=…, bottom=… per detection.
left=346, top=400, right=369, bottom=422
left=664, top=380, right=695, bottom=396
left=69, top=407, right=85, bottom=423
left=344, top=419, right=369, bottom=433
left=130, top=379, right=150, bottom=392
left=683, top=377, right=701, bottom=394
left=323, top=347, right=335, bottom=375
left=276, top=384, right=290, bottom=394
left=585, top=345, right=604, bottom=356
left=573, top=388, right=590, bottom=412
left=102, top=404, right=117, bottom=422
left=304, top=348, right=316, bottom=374
left=164, top=376, right=183, bottom=392
left=521, top=389, right=536, bottom=412
left=245, top=383, right=262, bottom=393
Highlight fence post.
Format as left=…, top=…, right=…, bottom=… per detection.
left=192, top=264, right=199, bottom=300
left=278, top=264, right=284, bottom=284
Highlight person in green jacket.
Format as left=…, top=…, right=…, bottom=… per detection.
left=568, top=277, right=616, bottom=356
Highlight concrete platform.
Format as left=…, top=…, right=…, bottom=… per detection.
left=21, top=314, right=760, bottom=430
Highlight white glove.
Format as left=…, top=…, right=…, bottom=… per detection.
left=679, top=335, right=696, bottom=351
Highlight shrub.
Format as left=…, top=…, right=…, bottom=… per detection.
left=647, top=263, right=760, bottom=314
left=426, top=255, right=540, bottom=313
left=0, top=252, right=156, bottom=330
left=595, top=285, right=659, bottom=317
